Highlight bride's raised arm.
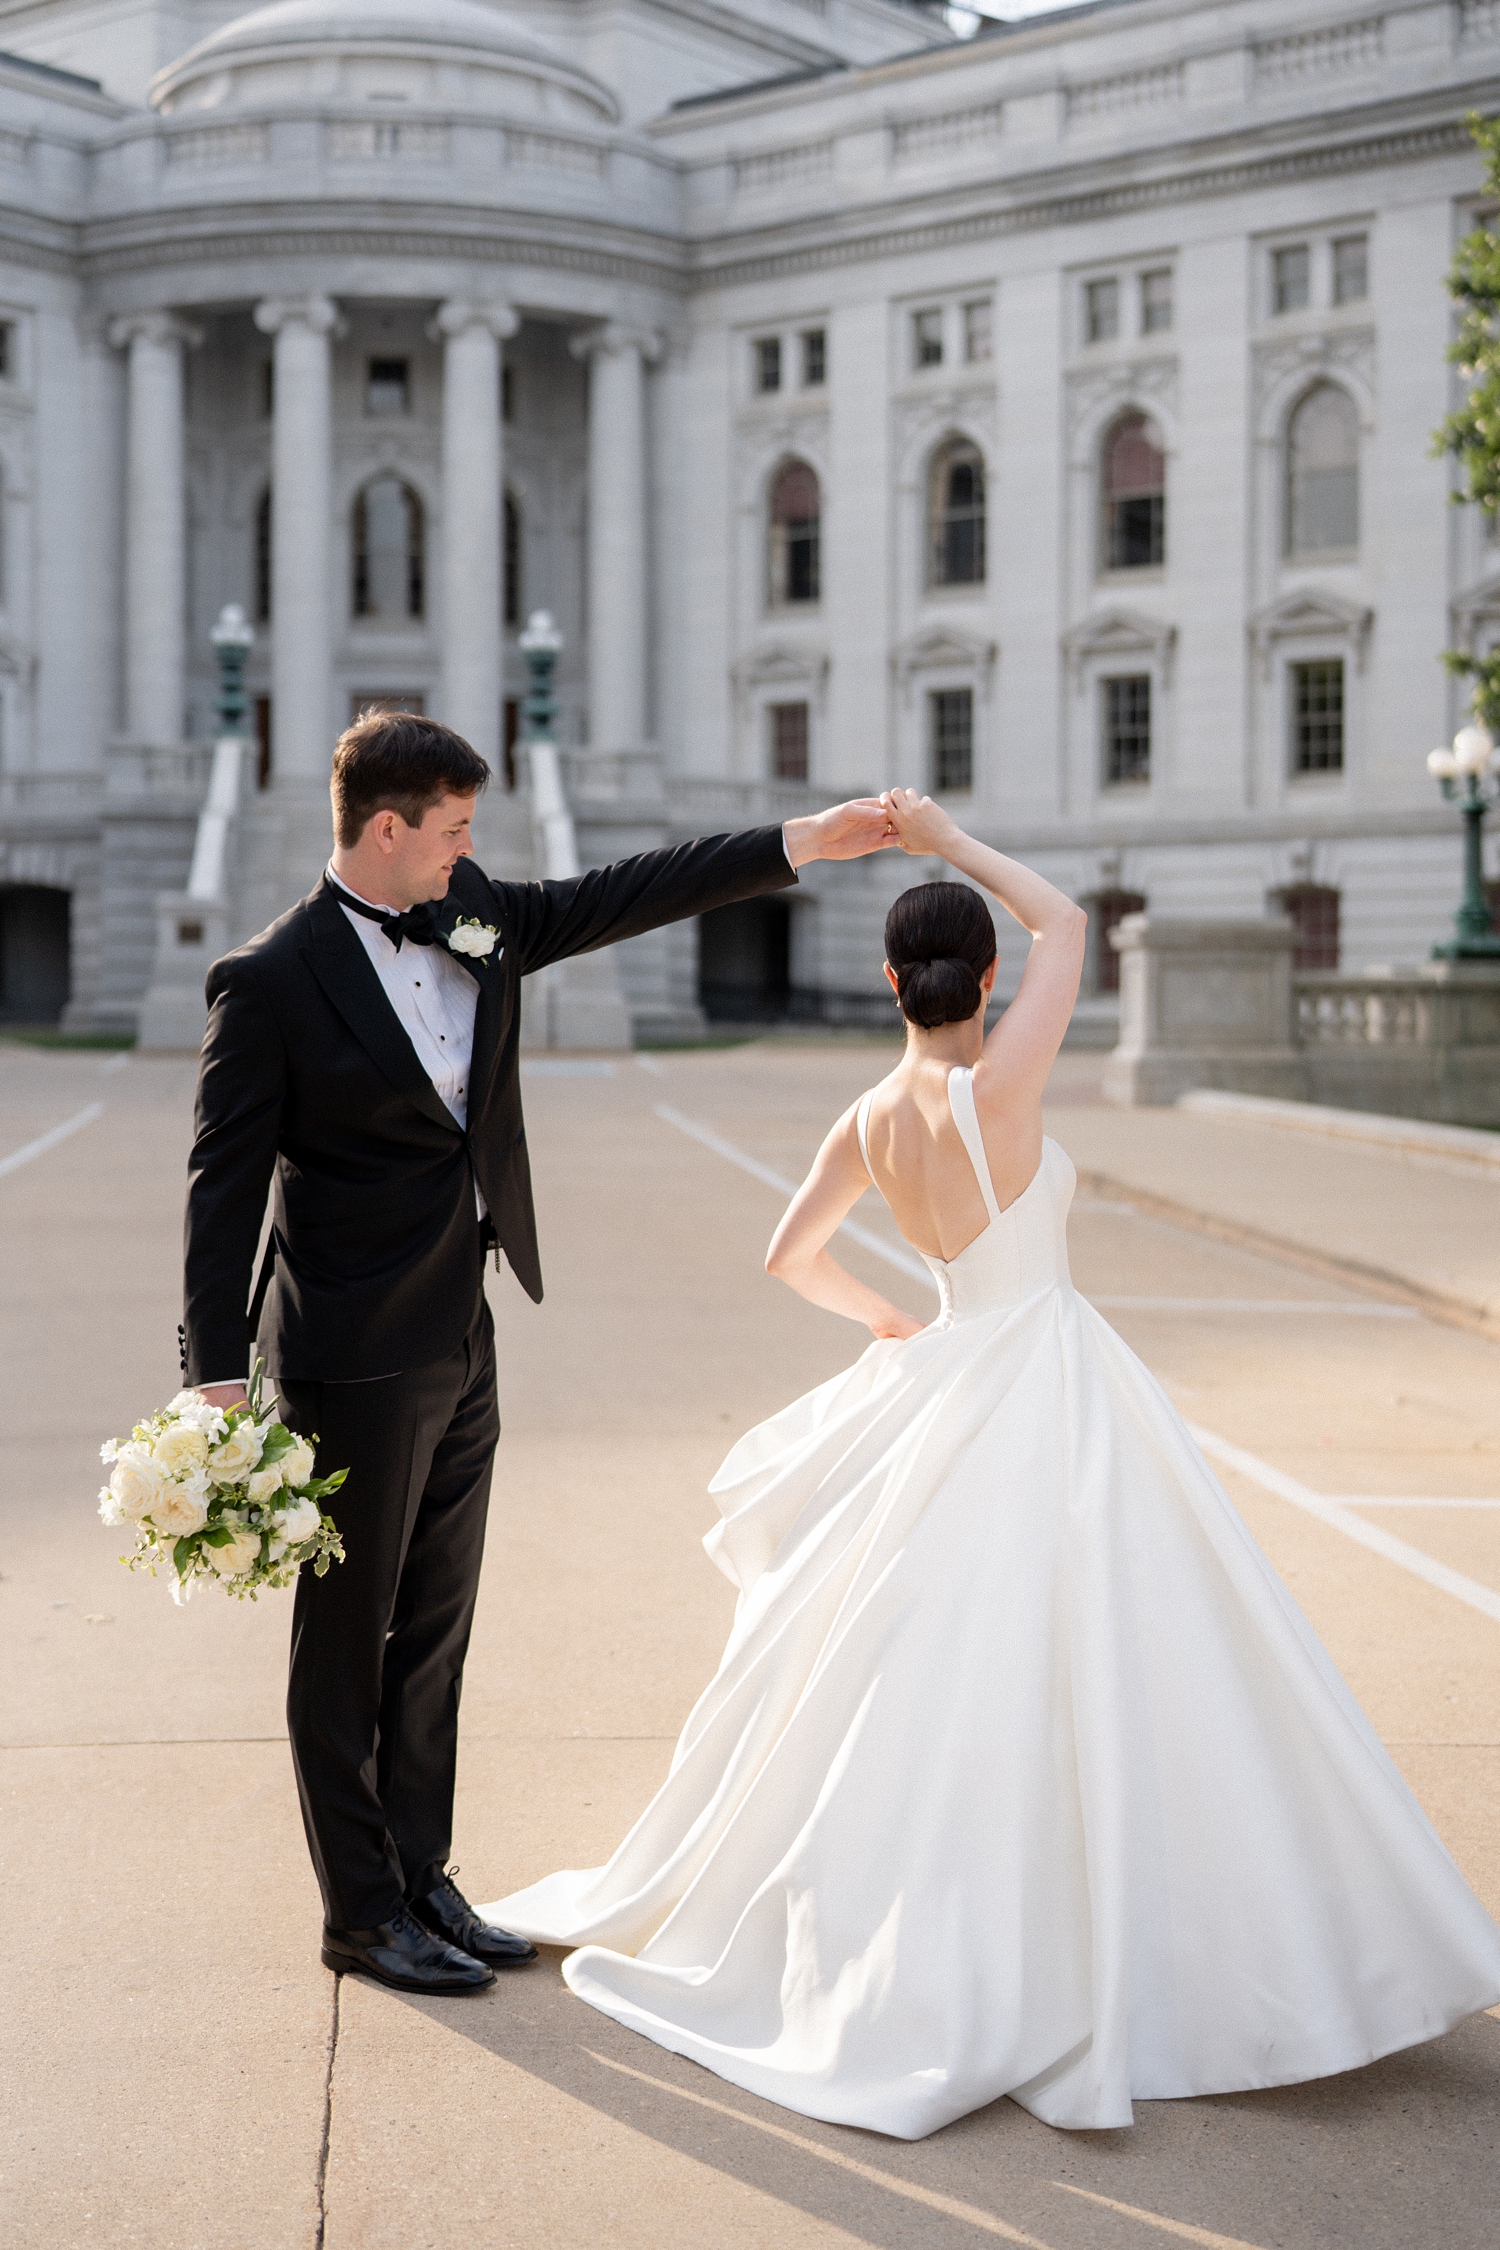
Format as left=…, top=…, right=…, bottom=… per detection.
left=881, top=789, right=1087, bottom=1114
left=764, top=1104, right=926, bottom=1341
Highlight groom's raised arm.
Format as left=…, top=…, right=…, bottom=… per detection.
left=182, top=960, right=287, bottom=1388
left=493, top=803, right=895, bottom=979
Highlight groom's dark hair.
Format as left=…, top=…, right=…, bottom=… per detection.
left=331, top=710, right=491, bottom=847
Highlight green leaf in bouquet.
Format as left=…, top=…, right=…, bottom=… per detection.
left=201, top=1524, right=238, bottom=1548
left=259, top=1424, right=296, bottom=1463
left=173, top=1534, right=196, bottom=1576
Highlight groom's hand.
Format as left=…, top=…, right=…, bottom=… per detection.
left=200, top=1382, right=249, bottom=1411
left=783, top=799, right=899, bottom=870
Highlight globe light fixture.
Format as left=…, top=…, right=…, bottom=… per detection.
left=209, top=602, right=254, bottom=737
left=1426, top=716, right=1500, bottom=958
left=518, top=608, right=563, bottom=743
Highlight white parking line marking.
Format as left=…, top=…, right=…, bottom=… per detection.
left=1343, top=1497, right=1500, bottom=1509
left=1188, top=1425, right=1500, bottom=1627
left=1093, top=1297, right=1417, bottom=1317
left=0, top=1101, right=104, bottom=1180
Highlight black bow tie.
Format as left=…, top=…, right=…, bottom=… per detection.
left=336, top=888, right=440, bottom=951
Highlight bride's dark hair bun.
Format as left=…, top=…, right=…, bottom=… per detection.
left=884, top=882, right=998, bottom=1029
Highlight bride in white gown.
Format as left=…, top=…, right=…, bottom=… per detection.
left=485, top=790, right=1500, bottom=2139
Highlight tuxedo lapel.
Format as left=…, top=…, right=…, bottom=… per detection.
left=444, top=861, right=510, bottom=1120
left=299, top=878, right=463, bottom=1138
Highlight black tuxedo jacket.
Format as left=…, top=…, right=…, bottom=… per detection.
left=183, top=828, right=796, bottom=1384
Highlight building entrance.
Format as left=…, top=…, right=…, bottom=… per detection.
left=0, top=886, right=71, bottom=1022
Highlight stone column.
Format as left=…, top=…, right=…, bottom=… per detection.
left=433, top=299, right=518, bottom=765
left=253, top=295, right=340, bottom=778
left=572, top=322, right=661, bottom=755
left=109, top=312, right=200, bottom=744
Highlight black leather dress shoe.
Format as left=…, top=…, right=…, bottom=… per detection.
left=407, top=1868, right=538, bottom=1968
left=321, top=1901, right=496, bottom=1994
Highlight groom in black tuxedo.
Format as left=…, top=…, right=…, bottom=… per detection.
left=183, top=709, right=895, bottom=1994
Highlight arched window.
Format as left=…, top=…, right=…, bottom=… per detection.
left=1286, top=384, right=1359, bottom=557
left=504, top=489, right=520, bottom=628
left=352, top=475, right=424, bottom=620
left=928, top=438, right=986, bottom=588
left=1101, top=411, right=1166, bottom=570
left=253, top=486, right=271, bottom=622
left=767, top=459, right=820, bottom=606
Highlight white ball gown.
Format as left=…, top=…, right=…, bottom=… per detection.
left=484, top=1066, right=1500, bottom=2138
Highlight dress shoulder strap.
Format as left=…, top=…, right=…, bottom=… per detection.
left=855, top=1089, right=876, bottom=1180
left=947, top=1066, right=1003, bottom=1225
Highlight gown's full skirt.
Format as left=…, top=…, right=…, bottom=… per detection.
left=484, top=1127, right=1500, bottom=2138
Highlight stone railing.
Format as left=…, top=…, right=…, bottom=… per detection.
left=0, top=771, right=103, bottom=817
left=1296, top=977, right=1426, bottom=1048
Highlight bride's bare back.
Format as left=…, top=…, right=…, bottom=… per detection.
left=766, top=791, right=1085, bottom=1336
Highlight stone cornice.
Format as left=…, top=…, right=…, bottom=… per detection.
left=687, top=111, right=1487, bottom=291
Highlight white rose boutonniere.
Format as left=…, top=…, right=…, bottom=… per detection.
left=446, top=917, right=501, bottom=963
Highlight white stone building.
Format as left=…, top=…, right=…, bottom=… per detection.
left=0, top=0, right=1496, bottom=1036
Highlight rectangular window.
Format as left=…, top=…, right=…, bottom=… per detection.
left=1273, top=244, right=1310, bottom=315
left=929, top=688, right=974, bottom=792
left=501, top=363, right=514, bottom=423
left=755, top=336, right=782, bottom=393
left=1272, top=883, right=1341, bottom=969
left=800, top=329, right=826, bottom=387
left=366, top=357, right=409, bottom=414
left=1290, top=660, right=1344, bottom=774
left=963, top=299, right=993, bottom=363
left=1332, top=234, right=1368, bottom=305
left=255, top=695, right=272, bottom=791
left=769, top=700, right=809, bottom=782
left=913, top=308, right=944, bottom=368
left=1140, top=268, right=1173, bottom=335
left=0, top=323, right=13, bottom=380
left=260, top=359, right=274, bottom=418
left=1103, top=675, right=1151, bottom=786
left=1084, top=277, right=1119, bottom=344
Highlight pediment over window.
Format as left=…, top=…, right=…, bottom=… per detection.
left=890, top=625, right=997, bottom=703
left=1248, top=590, right=1372, bottom=678
left=730, top=641, right=829, bottom=710
left=1450, top=570, right=1500, bottom=646
left=1061, top=607, right=1175, bottom=691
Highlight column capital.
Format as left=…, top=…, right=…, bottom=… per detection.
left=108, top=310, right=203, bottom=353
left=570, top=321, right=663, bottom=366
left=430, top=298, right=519, bottom=344
left=254, top=293, right=343, bottom=339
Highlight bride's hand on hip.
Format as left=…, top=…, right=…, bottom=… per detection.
left=869, top=1307, right=926, bottom=1341
left=881, top=789, right=965, bottom=859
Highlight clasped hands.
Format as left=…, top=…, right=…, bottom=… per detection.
left=783, top=788, right=958, bottom=869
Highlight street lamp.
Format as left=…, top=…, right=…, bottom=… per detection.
left=518, top=608, right=563, bottom=744
left=1427, top=720, right=1500, bottom=959
left=209, top=603, right=254, bottom=737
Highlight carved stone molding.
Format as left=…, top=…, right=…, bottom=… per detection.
left=569, top=321, right=664, bottom=364
left=1248, top=589, right=1373, bottom=678
left=893, top=383, right=996, bottom=474
left=1065, top=357, right=1177, bottom=445
left=1252, top=326, right=1375, bottom=420
left=890, top=623, right=997, bottom=704
left=430, top=298, right=519, bottom=343
left=107, top=310, right=204, bottom=352
left=253, top=293, right=343, bottom=339
left=730, top=640, right=831, bottom=715
left=1061, top=606, right=1177, bottom=691
left=1450, top=568, right=1500, bottom=647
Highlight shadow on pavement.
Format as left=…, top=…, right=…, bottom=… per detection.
left=383, top=1952, right=1500, bottom=2250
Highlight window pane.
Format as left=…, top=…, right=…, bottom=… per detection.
left=929, top=440, right=987, bottom=587
left=354, top=475, right=423, bottom=619
left=1291, top=661, right=1344, bottom=774
left=1140, top=269, right=1173, bottom=334
left=503, top=490, right=520, bottom=628
left=769, top=700, right=809, bottom=781
left=366, top=357, right=409, bottom=414
left=1333, top=234, right=1367, bottom=305
left=800, top=329, right=826, bottom=386
left=1287, top=384, right=1359, bottom=554
left=1102, top=413, right=1166, bottom=569
left=755, top=337, right=781, bottom=393
left=1273, top=245, right=1310, bottom=314
left=1273, top=883, right=1340, bottom=968
left=1092, top=888, right=1146, bottom=994
left=913, top=308, right=944, bottom=367
left=254, top=486, right=272, bottom=622
left=1103, top=675, right=1151, bottom=785
left=929, top=688, right=974, bottom=791
left=768, top=460, right=821, bottom=604
left=1085, top=277, right=1119, bottom=344
left=963, top=299, right=993, bottom=363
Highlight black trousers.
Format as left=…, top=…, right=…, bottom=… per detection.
left=279, top=1296, right=500, bottom=1931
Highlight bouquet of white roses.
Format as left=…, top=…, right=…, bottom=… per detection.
left=99, top=1362, right=346, bottom=1604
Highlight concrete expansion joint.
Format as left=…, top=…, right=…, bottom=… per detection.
left=314, top=1974, right=339, bottom=2250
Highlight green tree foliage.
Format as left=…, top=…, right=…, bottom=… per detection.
left=1434, top=114, right=1500, bottom=728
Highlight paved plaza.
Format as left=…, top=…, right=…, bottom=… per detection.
left=2, top=1034, right=1499, bottom=2249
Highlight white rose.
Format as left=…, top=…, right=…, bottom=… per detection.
left=278, top=1436, right=316, bottom=1489
left=274, top=1496, right=323, bottom=1548
left=153, top=1422, right=209, bottom=1477
left=447, top=921, right=498, bottom=959
left=164, top=1392, right=227, bottom=1438
left=247, top=1464, right=284, bottom=1505
left=207, top=1421, right=263, bottom=1481
left=165, top=1388, right=207, bottom=1416
left=108, top=1446, right=169, bottom=1525
left=205, top=1527, right=262, bottom=1579
left=149, top=1483, right=209, bottom=1539
left=98, top=1484, right=125, bottom=1526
